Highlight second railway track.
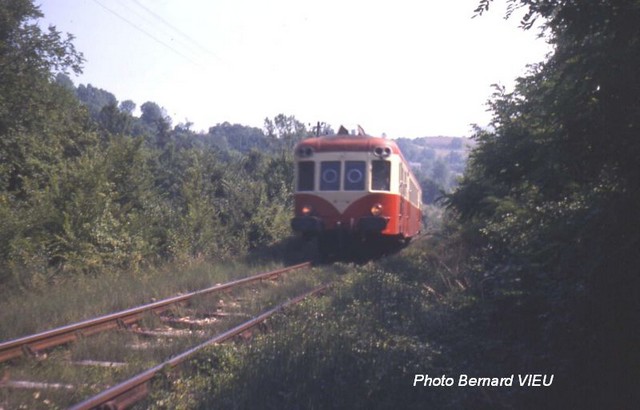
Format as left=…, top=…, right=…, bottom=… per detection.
left=0, top=261, right=333, bottom=409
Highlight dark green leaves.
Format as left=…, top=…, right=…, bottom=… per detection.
left=448, top=2, right=640, bottom=406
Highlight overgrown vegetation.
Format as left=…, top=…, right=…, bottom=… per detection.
left=445, top=0, right=640, bottom=407
left=0, top=258, right=269, bottom=341
left=0, top=257, right=330, bottom=409
left=147, top=241, right=479, bottom=409
left=0, top=1, right=308, bottom=289
left=148, top=238, right=566, bottom=409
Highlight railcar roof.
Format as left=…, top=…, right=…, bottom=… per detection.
left=296, top=135, right=402, bottom=154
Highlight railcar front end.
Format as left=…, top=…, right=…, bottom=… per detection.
left=291, top=132, right=421, bottom=256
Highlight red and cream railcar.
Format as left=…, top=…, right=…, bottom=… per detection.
left=291, top=129, right=422, bottom=254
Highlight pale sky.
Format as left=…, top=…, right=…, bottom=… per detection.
left=37, top=0, right=551, bottom=138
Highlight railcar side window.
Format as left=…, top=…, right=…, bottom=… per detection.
left=372, top=160, right=391, bottom=191
left=320, top=161, right=341, bottom=191
left=344, top=161, right=366, bottom=191
left=297, top=161, right=314, bottom=191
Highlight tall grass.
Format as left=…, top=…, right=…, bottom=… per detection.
left=0, top=259, right=288, bottom=341
left=145, top=239, right=503, bottom=409
left=0, top=257, right=334, bottom=409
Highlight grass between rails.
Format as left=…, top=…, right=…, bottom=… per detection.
left=0, top=255, right=332, bottom=409
left=0, top=258, right=297, bottom=341
left=142, top=240, right=477, bottom=409
left=145, top=236, right=580, bottom=409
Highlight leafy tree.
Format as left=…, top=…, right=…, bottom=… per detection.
left=1, top=0, right=93, bottom=283
left=75, top=83, right=116, bottom=118
left=418, top=174, right=442, bottom=204
left=0, top=1, right=83, bottom=82
left=98, top=103, right=132, bottom=137
left=119, top=99, right=136, bottom=115
left=264, top=114, right=307, bottom=153
left=446, top=1, right=640, bottom=407
left=0, top=1, right=304, bottom=285
left=0, top=0, right=91, bottom=194
left=207, top=122, right=269, bottom=153
left=430, top=157, right=451, bottom=190
left=140, top=101, right=172, bottom=147
left=54, top=73, right=75, bottom=91
left=308, top=121, right=335, bottom=136
left=140, top=101, right=164, bottom=125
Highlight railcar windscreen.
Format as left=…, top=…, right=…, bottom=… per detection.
left=371, top=160, right=391, bottom=191
left=320, top=161, right=341, bottom=190
left=344, top=161, right=366, bottom=191
left=297, top=161, right=314, bottom=191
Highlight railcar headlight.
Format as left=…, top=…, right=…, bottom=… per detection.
left=370, top=203, right=383, bottom=216
left=297, top=147, right=314, bottom=157
left=373, top=146, right=392, bottom=158
left=301, top=205, right=313, bottom=216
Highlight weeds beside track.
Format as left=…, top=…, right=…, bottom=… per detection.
left=0, top=262, right=311, bottom=363
left=0, top=261, right=333, bottom=409
left=70, top=284, right=330, bottom=410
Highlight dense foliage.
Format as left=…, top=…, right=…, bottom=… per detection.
left=0, top=0, right=307, bottom=287
left=149, top=242, right=500, bottom=409
left=446, top=0, right=640, bottom=407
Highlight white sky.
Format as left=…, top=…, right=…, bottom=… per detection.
left=37, top=0, right=551, bottom=138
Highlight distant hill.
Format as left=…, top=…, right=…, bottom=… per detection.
left=412, top=135, right=475, bottom=152
left=396, top=136, right=475, bottom=173
left=397, top=136, right=475, bottom=159
left=395, top=136, right=476, bottom=202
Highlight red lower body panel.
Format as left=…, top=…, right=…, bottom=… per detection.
left=293, top=193, right=420, bottom=238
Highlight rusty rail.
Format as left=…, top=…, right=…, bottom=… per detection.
left=0, top=262, right=312, bottom=363
left=69, top=283, right=330, bottom=410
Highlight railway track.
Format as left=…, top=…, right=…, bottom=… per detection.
left=70, top=284, right=330, bottom=410
left=0, top=262, right=311, bottom=364
left=0, top=262, right=330, bottom=409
